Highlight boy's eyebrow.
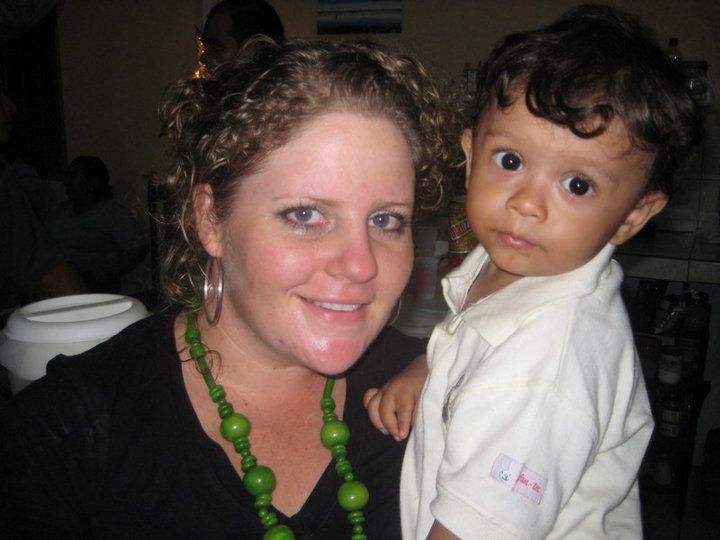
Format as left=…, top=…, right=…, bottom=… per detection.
left=483, top=128, right=513, bottom=140
left=582, top=161, right=619, bottom=185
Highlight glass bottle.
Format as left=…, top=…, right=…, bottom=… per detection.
left=658, top=346, right=683, bottom=385
left=682, top=61, right=714, bottom=107
left=658, top=384, right=682, bottom=438
left=666, top=37, right=683, bottom=66
left=463, top=61, right=478, bottom=97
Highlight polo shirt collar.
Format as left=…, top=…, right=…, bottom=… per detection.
left=441, top=243, right=618, bottom=346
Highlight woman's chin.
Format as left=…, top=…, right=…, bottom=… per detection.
left=301, top=339, right=371, bottom=376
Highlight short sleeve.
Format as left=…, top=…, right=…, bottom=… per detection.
left=431, top=315, right=600, bottom=539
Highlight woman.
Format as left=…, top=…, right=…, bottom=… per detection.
left=0, top=39, right=454, bottom=538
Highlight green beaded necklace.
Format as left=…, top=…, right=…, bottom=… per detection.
left=185, top=311, right=370, bottom=540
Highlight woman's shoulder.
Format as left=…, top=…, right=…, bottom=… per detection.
left=0, top=309, right=182, bottom=535
left=2, top=309, right=178, bottom=426
left=350, top=326, right=427, bottom=385
left=52, top=307, right=174, bottom=371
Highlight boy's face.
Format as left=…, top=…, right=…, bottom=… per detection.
left=462, top=95, right=667, bottom=279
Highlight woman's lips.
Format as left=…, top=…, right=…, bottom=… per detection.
left=301, top=297, right=368, bottom=325
left=310, top=300, right=362, bottom=312
left=497, top=231, right=535, bottom=250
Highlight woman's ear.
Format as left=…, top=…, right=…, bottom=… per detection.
left=461, top=129, right=473, bottom=191
left=193, top=183, right=223, bottom=258
left=610, top=191, right=668, bottom=246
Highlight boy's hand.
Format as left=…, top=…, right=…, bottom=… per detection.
left=363, top=353, right=428, bottom=441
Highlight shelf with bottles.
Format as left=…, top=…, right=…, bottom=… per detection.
left=629, top=279, right=711, bottom=336
left=639, top=378, right=710, bottom=517
left=629, top=278, right=712, bottom=519
left=461, top=60, right=482, bottom=98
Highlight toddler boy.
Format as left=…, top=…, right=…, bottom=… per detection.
left=365, top=5, right=702, bottom=539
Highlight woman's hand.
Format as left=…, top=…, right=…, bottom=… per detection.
left=363, top=353, right=428, bottom=440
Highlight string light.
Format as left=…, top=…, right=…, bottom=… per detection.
left=194, top=27, right=207, bottom=79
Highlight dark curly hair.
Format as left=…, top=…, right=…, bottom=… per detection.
left=157, top=38, right=457, bottom=308
left=470, top=4, right=703, bottom=195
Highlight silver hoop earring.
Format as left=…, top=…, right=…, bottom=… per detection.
left=388, top=298, right=402, bottom=327
left=202, top=257, right=224, bottom=326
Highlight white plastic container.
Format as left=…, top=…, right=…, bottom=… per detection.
left=0, top=294, right=149, bottom=394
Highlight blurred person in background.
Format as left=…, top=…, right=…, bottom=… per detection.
left=0, top=90, right=86, bottom=315
left=200, top=0, right=284, bottom=72
left=44, top=156, right=149, bottom=293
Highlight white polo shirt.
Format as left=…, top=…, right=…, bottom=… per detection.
left=401, top=243, right=653, bottom=539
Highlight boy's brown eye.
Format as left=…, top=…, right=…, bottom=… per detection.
left=562, top=176, right=594, bottom=196
left=494, top=151, right=522, bottom=171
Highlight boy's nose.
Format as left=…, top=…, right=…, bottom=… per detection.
left=325, top=228, right=378, bottom=283
left=507, top=178, right=547, bottom=220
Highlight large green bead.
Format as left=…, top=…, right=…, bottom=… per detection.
left=337, top=480, right=369, bottom=511
left=320, top=419, right=350, bottom=448
left=220, top=413, right=250, bottom=442
left=243, top=465, right=276, bottom=496
left=262, top=524, right=295, bottom=540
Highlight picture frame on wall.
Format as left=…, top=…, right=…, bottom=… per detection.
left=318, top=1, right=402, bottom=34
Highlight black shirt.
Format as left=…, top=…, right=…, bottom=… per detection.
left=0, top=310, right=425, bottom=539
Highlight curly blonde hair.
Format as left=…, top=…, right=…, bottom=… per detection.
left=157, top=38, right=457, bottom=308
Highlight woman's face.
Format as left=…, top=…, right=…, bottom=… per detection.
left=197, top=111, right=416, bottom=375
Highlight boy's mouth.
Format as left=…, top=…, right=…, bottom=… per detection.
left=497, top=231, right=535, bottom=250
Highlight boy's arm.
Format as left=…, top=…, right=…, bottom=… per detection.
left=363, top=353, right=427, bottom=440
left=427, top=520, right=459, bottom=540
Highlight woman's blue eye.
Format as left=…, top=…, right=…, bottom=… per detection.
left=493, top=151, right=522, bottom=171
left=561, top=176, right=594, bottom=196
left=281, top=206, right=323, bottom=226
left=370, top=212, right=405, bottom=233
left=292, top=207, right=314, bottom=222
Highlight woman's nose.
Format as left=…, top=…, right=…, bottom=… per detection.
left=507, top=177, right=547, bottom=220
left=326, top=230, right=378, bottom=283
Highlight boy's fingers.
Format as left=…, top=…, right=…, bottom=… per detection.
left=378, top=393, right=401, bottom=439
left=395, top=403, right=413, bottom=440
left=363, top=387, right=379, bottom=408
left=394, top=392, right=417, bottom=440
left=364, top=391, right=389, bottom=435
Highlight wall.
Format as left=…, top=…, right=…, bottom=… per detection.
left=57, top=0, right=200, bottom=212
left=57, top=0, right=720, bottom=217
left=57, top=0, right=201, bottom=292
left=273, top=0, right=719, bottom=94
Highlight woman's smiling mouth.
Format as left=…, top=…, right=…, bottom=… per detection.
left=308, top=299, right=363, bottom=312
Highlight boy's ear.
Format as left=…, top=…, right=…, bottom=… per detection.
left=610, top=191, right=668, bottom=245
left=193, top=183, right=224, bottom=258
left=461, top=129, right=474, bottom=191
